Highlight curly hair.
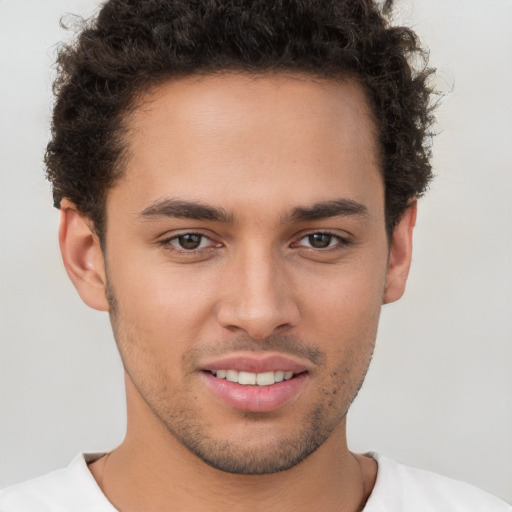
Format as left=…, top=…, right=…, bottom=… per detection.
left=46, top=0, right=436, bottom=241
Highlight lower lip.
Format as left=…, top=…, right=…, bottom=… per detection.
left=202, top=372, right=308, bottom=413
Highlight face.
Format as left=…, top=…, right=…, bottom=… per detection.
left=93, top=73, right=403, bottom=474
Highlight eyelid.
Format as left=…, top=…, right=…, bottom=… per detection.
left=159, top=231, right=222, bottom=251
left=291, top=230, right=352, bottom=250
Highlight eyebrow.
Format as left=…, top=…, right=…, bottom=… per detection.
left=138, top=197, right=368, bottom=223
left=288, top=199, right=368, bottom=222
left=139, top=198, right=233, bottom=222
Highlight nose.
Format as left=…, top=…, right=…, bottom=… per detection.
left=216, top=247, right=300, bottom=340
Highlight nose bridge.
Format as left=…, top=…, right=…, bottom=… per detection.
left=217, top=242, right=299, bottom=339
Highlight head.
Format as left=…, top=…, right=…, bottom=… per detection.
left=53, top=0, right=435, bottom=475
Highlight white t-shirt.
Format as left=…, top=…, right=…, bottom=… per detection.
left=0, top=452, right=510, bottom=511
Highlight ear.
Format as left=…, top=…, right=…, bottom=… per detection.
left=59, top=199, right=109, bottom=311
left=383, top=201, right=417, bottom=304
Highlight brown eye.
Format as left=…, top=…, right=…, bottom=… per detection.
left=307, top=233, right=334, bottom=248
left=161, top=232, right=222, bottom=256
left=175, top=233, right=204, bottom=250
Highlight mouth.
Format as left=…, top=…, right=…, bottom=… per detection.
left=201, top=354, right=310, bottom=412
left=208, top=369, right=297, bottom=386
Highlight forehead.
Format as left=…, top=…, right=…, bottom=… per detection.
left=112, top=72, right=383, bottom=221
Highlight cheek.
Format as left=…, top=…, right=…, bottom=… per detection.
left=301, top=258, right=387, bottom=335
left=299, top=258, right=385, bottom=391
left=111, top=261, right=219, bottom=345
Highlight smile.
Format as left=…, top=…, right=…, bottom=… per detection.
left=201, top=354, right=310, bottom=412
left=212, top=370, right=295, bottom=386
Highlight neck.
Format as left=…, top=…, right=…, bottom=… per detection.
left=89, top=376, right=376, bottom=512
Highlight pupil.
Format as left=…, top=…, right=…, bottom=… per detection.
left=179, top=234, right=202, bottom=249
left=309, top=233, right=331, bottom=248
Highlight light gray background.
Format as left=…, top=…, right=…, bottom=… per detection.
left=1, top=0, right=511, bottom=503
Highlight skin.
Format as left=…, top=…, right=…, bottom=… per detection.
left=59, top=73, right=416, bottom=512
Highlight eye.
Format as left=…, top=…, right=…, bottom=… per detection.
left=166, top=233, right=216, bottom=251
left=295, top=232, right=346, bottom=250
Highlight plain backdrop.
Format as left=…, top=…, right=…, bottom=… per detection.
left=1, top=0, right=511, bottom=503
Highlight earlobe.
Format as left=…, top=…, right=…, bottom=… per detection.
left=59, top=199, right=109, bottom=311
left=383, top=201, right=417, bottom=305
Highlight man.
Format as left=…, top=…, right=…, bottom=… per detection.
left=0, top=0, right=510, bottom=510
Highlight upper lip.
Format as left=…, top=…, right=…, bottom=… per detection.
left=201, top=353, right=310, bottom=374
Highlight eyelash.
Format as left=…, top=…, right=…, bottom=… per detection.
left=292, top=232, right=351, bottom=251
left=160, top=232, right=220, bottom=253
left=159, top=231, right=351, bottom=253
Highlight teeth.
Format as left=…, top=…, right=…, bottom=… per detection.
left=238, top=371, right=256, bottom=385
left=256, top=371, right=275, bottom=386
left=214, top=370, right=296, bottom=386
left=226, top=370, right=238, bottom=383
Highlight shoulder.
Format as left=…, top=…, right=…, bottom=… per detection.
left=0, top=453, right=115, bottom=512
left=364, top=453, right=512, bottom=512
